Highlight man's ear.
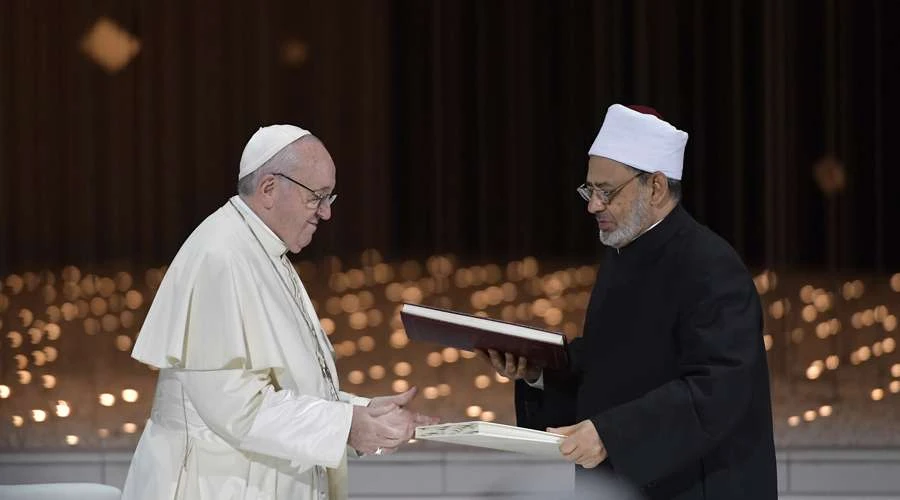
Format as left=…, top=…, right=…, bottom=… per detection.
left=650, top=172, right=669, bottom=206
left=259, top=174, right=278, bottom=208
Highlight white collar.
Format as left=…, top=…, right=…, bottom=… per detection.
left=230, top=195, right=288, bottom=258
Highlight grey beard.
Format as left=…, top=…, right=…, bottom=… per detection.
left=598, top=190, right=652, bottom=248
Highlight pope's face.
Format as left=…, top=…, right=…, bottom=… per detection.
left=584, top=157, right=652, bottom=248
left=270, top=140, right=336, bottom=253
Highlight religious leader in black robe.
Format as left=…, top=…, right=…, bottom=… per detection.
left=483, top=104, right=777, bottom=499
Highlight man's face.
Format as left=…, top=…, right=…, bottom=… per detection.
left=585, top=157, right=652, bottom=248
left=269, top=140, right=336, bottom=253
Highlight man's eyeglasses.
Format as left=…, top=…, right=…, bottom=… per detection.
left=275, top=173, right=337, bottom=209
left=576, top=173, right=643, bottom=205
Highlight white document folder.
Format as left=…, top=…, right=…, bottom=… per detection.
left=414, top=421, right=565, bottom=458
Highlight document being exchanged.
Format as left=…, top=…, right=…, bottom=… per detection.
left=400, top=303, right=569, bottom=370
left=414, top=421, right=565, bottom=458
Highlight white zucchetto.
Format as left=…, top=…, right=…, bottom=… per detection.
left=239, top=124, right=311, bottom=180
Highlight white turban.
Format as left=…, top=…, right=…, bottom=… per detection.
left=588, top=104, right=688, bottom=180
left=238, top=124, right=311, bottom=180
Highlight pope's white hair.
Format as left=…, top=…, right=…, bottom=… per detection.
left=237, top=137, right=307, bottom=197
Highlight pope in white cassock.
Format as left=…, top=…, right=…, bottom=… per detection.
left=122, top=125, right=436, bottom=500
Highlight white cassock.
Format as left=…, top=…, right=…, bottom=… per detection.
left=122, top=195, right=368, bottom=500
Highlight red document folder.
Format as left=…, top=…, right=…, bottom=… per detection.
left=400, top=303, right=569, bottom=369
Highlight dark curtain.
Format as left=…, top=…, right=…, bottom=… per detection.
left=1, top=0, right=897, bottom=273
left=0, top=0, right=395, bottom=271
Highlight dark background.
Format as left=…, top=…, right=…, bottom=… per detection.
left=1, top=0, right=897, bottom=273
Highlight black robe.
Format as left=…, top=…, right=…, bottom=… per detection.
left=516, top=205, right=777, bottom=500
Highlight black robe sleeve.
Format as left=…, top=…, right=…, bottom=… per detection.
left=589, top=252, right=763, bottom=486
left=515, top=337, right=585, bottom=431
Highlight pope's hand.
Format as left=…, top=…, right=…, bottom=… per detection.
left=348, top=387, right=439, bottom=455
left=548, top=420, right=608, bottom=469
left=369, top=387, right=440, bottom=427
left=347, top=404, right=410, bottom=455
left=474, top=349, right=541, bottom=383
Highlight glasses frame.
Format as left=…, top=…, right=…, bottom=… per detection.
left=275, top=173, right=337, bottom=209
left=576, top=172, right=645, bottom=205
